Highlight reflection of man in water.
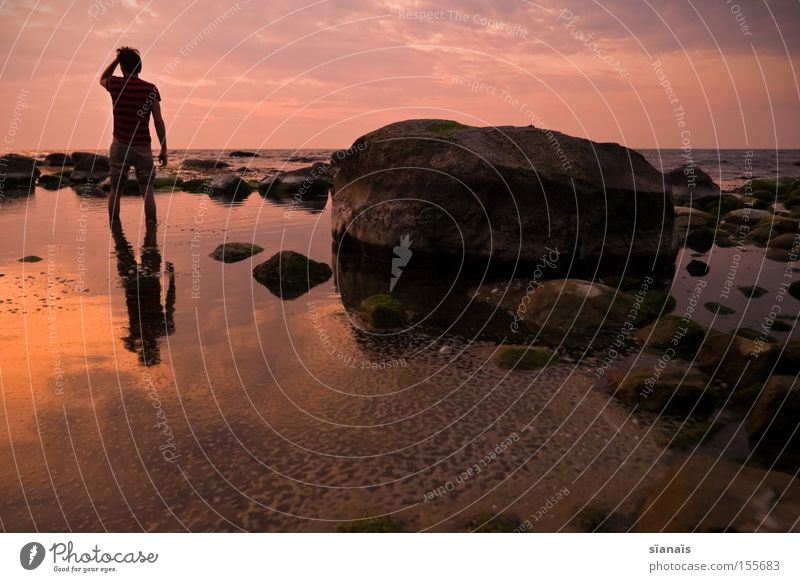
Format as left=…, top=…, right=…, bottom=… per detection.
left=112, top=222, right=175, bottom=365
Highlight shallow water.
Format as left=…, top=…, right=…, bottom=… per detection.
left=0, top=161, right=797, bottom=531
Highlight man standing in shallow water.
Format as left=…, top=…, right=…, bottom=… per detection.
left=100, top=46, right=168, bottom=224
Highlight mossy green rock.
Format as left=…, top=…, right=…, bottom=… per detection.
left=252, top=250, right=332, bottom=299
left=18, top=255, right=43, bottom=263
left=695, top=331, right=775, bottom=388
left=704, top=195, right=742, bottom=215
left=747, top=376, right=800, bottom=473
left=738, top=196, right=768, bottom=209
left=722, top=208, right=774, bottom=225
left=511, top=279, right=656, bottom=342
left=606, top=365, right=716, bottom=416
left=745, top=225, right=773, bottom=245
left=209, top=242, right=264, bottom=263
left=641, top=289, right=676, bottom=316
left=360, top=294, right=406, bottom=328
left=633, top=315, right=705, bottom=356
left=675, top=209, right=715, bottom=230
left=494, top=345, right=557, bottom=370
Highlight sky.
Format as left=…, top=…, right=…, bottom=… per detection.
left=1, top=0, right=799, bottom=150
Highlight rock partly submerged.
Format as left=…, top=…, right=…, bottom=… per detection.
left=331, top=119, right=676, bottom=277
left=69, top=154, right=109, bottom=183
left=207, top=174, right=252, bottom=200
left=474, top=278, right=659, bottom=344
left=0, top=154, right=40, bottom=193
left=259, top=163, right=331, bottom=197
left=252, top=250, right=332, bottom=299
left=209, top=242, right=264, bottom=263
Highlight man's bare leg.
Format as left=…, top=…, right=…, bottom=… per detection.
left=108, top=185, right=123, bottom=224
left=139, top=182, right=157, bottom=223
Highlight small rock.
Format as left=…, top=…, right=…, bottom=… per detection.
left=686, top=259, right=709, bottom=277
left=252, top=250, right=332, bottom=300
left=208, top=242, right=264, bottom=263
left=494, top=345, right=557, bottom=370
left=360, top=294, right=406, bottom=329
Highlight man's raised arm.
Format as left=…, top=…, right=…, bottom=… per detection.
left=99, top=56, right=118, bottom=89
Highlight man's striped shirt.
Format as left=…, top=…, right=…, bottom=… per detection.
left=105, top=76, right=161, bottom=146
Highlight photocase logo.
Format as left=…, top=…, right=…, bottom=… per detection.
left=390, top=234, right=413, bottom=292
left=20, top=542, right=46, bottom=570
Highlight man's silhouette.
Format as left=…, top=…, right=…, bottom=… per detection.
left=101, top=46, right=167, bottom=224
left=112, top=222, right=175, bottom=366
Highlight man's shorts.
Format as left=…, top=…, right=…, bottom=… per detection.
left=109, top=140, right=155, bottom=189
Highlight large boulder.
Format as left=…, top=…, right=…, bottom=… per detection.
left=259, top=163, right=331, bottom=197
left=0, top=154, right=40, bottom=192
left=637, top=456, right=800, bottom=532
left=252, top=251, right=332, bottom=300
left=331, top=119, right=675, bottom=276
left=69, top=154, right=109, bottom=183
left=229, top=150, right=259, bottom=158
left=747, top=376, right=800, bottom=472
left=664, top=165, right=721, bottom=205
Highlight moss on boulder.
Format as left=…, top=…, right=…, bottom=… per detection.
left=360, top=294, right=406, bottom=328
left=633, top=315, right=705, bottom=356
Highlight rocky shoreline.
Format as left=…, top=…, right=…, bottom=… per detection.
left=3, top=120, right=799, bottom=531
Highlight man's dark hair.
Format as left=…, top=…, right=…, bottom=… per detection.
left=117, top=46, right=142, bottom=77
